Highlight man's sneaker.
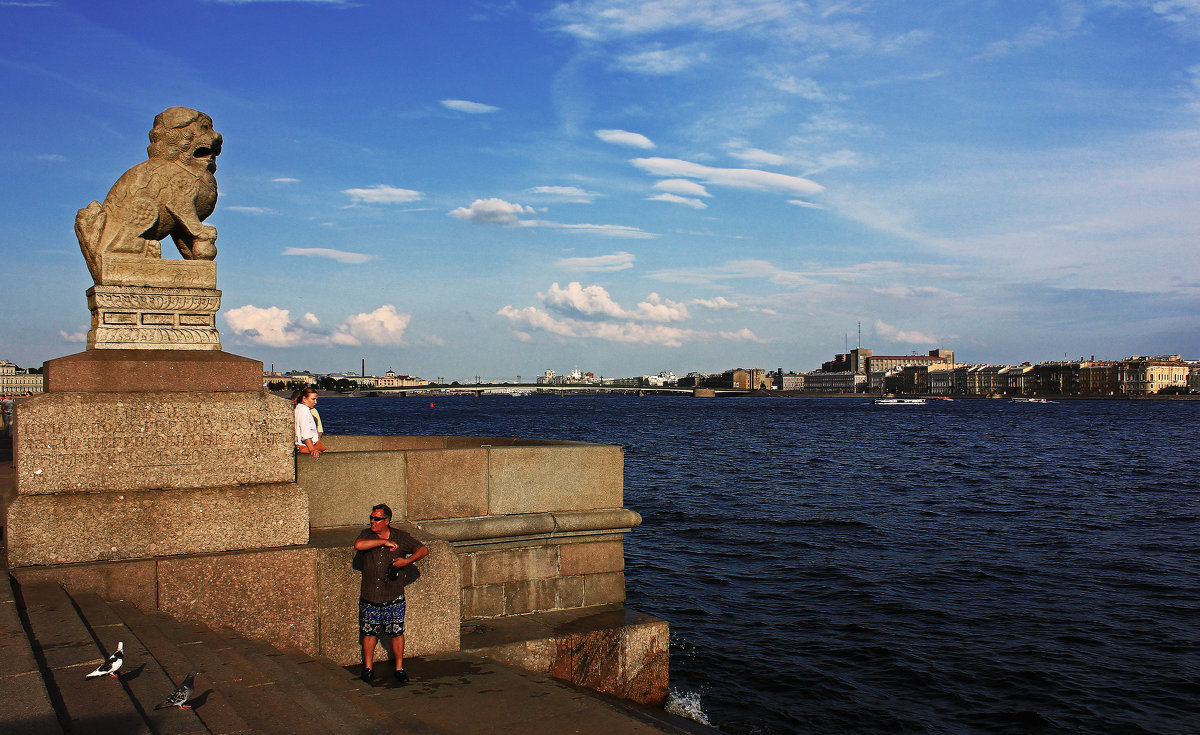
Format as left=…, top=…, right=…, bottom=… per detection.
left=394, top=669, right=409, bottom=685
left=360, top=668, right=375, bottom=683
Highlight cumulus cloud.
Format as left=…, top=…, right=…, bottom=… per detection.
left=441, top=99, right=499, bottom=113
left=631, top=157, right=823, bottom=196
left=595, top=129, right=656, bottom=149
left=649, top=193, right=707, bottom=209
left=692, top=296, right=738, bottom=309
left=449, top=198, right=536, bottom=225
left=60, top=328, right=87, bottom=343
left=225, top=305, right=312, bottom=347
left=282, top=247, right=376, bottom=264
left=343, top=185, right=424, bottom=204
left=225, top=304, right=413, bottom=347
left=653, top=179, right=711, bottom=197
left=540, top=282, right=689, bottom=322
left=555, top=252, right=636, bottom=271
left=332, top=305, right=410, bottom=346
left=874, top=319, right=940, bottom=345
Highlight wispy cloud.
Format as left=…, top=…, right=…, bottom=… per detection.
left=528, top=185, right=598, bottom=202
left=441, top=98, right=500, bottom=113
left=632, top=157, right=823, bottom=196
left=272, top=177, right=299, bottom=183
left=616, top=44, right=708, bottom=74
left=282, top=247, right=376, bottom=264
left=595, top=129, right=656, bottom=149
left=449, top=198, right=655, bottom=238
left=343, top=185, right=424, bottom=204
left=648, top=192, right=707, bottom=209
left=874, top=319, right=942, bottom=345
left=653, top=179, right=711, bottom=197
left=555, top=252, right=636, bottom=271
left=226, top=205, right=276, bottom=215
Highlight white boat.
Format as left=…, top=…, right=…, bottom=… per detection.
left=1011, top=397, right=1055, bottom=404
left=873, top=397, right=927, bottom=405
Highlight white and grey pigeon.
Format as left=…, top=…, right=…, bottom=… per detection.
left=156, top=670, right=200, bottom=710
left=84, top=641, right=124, bottom=679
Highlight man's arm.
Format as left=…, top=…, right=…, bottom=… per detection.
left=354, top=537, right=399, bottom=551
left=391, top=545, right=429, bottom=568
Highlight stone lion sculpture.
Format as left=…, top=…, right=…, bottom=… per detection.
left=76, top=107, right=222, bottom=282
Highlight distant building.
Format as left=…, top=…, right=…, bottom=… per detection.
left=802, top=371, right=864, bottom=393
left=1120, top=355, right=1189, bottom=395
left=0, top=360, right=43, bottom=394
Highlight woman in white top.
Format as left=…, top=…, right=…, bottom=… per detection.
left=294, top=388, right=323, bottom=457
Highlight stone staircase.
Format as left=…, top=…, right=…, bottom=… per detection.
left=3, top=579, right=710, bottom=735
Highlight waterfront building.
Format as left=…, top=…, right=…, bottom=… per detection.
left=1080, top=362, right=1121, bottom=396
left=1120, top=355, right=1189, bottom=395
left=0, top=360, right=44, bottom=394
left=775, top=371, right=805, bottom=391
left=864, top=349, right=954, bottom=375
left=802, top=371, right=865, bottom=393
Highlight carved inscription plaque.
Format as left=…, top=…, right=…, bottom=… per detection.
left=16, top=392, right=295, bottom=494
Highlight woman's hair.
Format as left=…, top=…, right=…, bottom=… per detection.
left=296, top=388, right=317, bottom=401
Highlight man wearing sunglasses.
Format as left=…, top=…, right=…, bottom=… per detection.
left=353, top=503, right=429, bottom=684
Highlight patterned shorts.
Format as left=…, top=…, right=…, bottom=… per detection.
left=359, top=596, right=406, bottom=637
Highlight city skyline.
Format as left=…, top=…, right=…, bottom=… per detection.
left=3, top=1, right=1199, bottom=378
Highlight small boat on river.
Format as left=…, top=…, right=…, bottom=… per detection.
left=873, top=397, right=927, bottom=405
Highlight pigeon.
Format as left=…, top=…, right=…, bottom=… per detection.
left=85, top=641, right=124, bottom=679
left=155, top=670, right=200, bottom=709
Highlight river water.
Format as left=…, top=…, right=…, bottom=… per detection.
left=319, top=394, right=1199, bottom=735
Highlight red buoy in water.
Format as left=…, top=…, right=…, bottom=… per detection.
left=429, top=402, right=434, bottom=408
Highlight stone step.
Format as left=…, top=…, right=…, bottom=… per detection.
left=275, top=647, right=449, bottom=735
left=107, top=601, right=252, bottom=735
left=0, top=572, right=61, bottom=734
left=68, top=593, right=208, bottom=735
left=16, top=582, right=183, bottom=735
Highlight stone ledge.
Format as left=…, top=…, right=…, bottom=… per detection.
left=418, top=508, right=641, bottom=547
left=461, top=604, right=669, bottom=707
left=5, top=482, right=309, bottom=566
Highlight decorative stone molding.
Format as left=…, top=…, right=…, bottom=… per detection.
left=87, top=284, right=222, bottom=350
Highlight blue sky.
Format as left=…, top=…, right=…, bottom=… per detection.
left=2, top=0, right=1199, bottom=380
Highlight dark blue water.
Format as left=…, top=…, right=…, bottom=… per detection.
left=318, top=395, right=1200, bottom=735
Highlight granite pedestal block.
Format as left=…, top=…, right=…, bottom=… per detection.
left=14, top=391, right=294, bottom=494
left=42, top=349, right=264, bottom=392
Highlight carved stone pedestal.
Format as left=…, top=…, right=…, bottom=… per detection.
left=87, top=284, right=222, bottom=350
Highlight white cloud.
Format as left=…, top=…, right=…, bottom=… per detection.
left=631, top=157, right=823, bottom=196
left=343, top=185, right=424, bottom=204
left=497, top=305, right=696, bottom=346
left=540, top=282, right=689, bottom=322
left=648, top=192, right=707, bottom=209
left=449, top=198, right=536, bottom=225
left=282, top=247, right=376, bottom=264
left=649, top=258, right=811, bottom=286
left=449, top=198, right=655, bottom=237
left=728, top=147, right=788, bottom=166
left=226, top=205, right=276, bottom=214
left=719, top=327, right=766, bottom=342
left=653, top=179, right=711, bottom=197
left=616, top=45, right=708, bottom=74
left=692, top=296, right=738, bottom=309
left=36, top=153, right=66, bottom=162
left=225, top=304, right=411, bottom=347
left=874, top=319, right=940, bottom=345
left=224, top=305, right=313, bottom=347
left=787, top=199, right=824, bottom=209
left=59, top=328, right=86, bottom=343
left=595, top=129, right=656, bottom=149
left=272, top=177, right=299, bottom=183
left=555, top=252, right=636, bottom=271
left=550, top=0, right=796, bottom=40
left=441, top=99, right=500, bottom=113
left=528, top=185, right=597, bottom=202
left=333, top=305, right=410, bottom=347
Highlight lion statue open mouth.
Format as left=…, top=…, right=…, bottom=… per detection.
left=76, top=107, right=223, bottom=282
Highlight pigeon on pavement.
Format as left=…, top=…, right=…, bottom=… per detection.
left=155, top=670, right=200, bottom=709
left=84, top=641, right=124, bottom=679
